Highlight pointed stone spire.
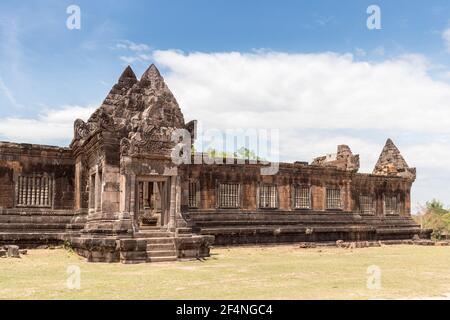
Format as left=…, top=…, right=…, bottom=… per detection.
left=118, top=65, right=137, bottom=85
left=373, top=139, right=416, bottom=180
left=140, top=64, right=167, bottom=90
left=92, top=66, right=138, bottom=120
left=141, top=64, right=160, bottom=79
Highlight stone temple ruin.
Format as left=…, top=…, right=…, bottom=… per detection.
left=0, top=64, right=430, bottom=263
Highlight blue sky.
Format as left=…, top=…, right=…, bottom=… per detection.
left=0, top=0, right=450, bottom=207
left=0, top=0, right=449, bottom=115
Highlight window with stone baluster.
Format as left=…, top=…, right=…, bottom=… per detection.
left=360, top=195, right=374, bottom=215
left=218, top=183, right=241, bottom=208
left=326, top=187, right=342, bottom=210
left=16, top=174, right=54, bottom=208
left=385, top=195, right=399, bottom=215
left=188, top=181, right=200, bottom=208
left=293, top=185, right=311, bottom=209
left=259, top=184, right=278, bottom=209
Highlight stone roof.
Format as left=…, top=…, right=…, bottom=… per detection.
left=373, top=139, right=416, bottom=180
left=71, top=64, right=186, bottom=156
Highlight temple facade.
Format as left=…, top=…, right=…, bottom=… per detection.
left=0, top=64, right=430, bottom=263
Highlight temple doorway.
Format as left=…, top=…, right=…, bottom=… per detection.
left=136, top=177, right=170, bottom=228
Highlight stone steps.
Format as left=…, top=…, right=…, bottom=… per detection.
left=147, top=250, right=176, bottom=257
left=0, top=211, right=86, bottom=248
left=176, top=228, right=194, bottom=237
left=147, top=256, right=178, bottom=263
left=144, top=237, right=176, bottom=245
left=0, top=216, right=75, bottom=223
left=0, top=223, right=71, bottom=230
left=135, top=231, right=174, bottom=238
left=134, top=227, right=178, bottom=263
left=139, top=225, right=161, bottom=230
left=0, top=231, right=65, bottom=248
left=134, top=226, right=177, bottom=262
left=147, top=242, right=175, bottom=251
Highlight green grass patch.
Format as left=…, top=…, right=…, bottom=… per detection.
left=0, top=245, right=449, bottom=300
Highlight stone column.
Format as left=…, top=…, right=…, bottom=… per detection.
left=174, top=175, right=186, bottom=227
left=94, top=167, right=102, bottom=213
left=168, top=176, right=177, bottom=230
left=344, top=180, right=352, bottom=212
left=74, top=158, right=82, bottom=210
left=119, top=171, right=137, bottom=232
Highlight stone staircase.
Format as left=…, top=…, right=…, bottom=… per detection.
left=0, top=209, right=86, bottom=247
left=135, top=226, right=178, bottom=263
left=186, top=210, right=425, bottom=245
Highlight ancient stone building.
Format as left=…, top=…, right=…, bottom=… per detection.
left=0, top=64, right=430, bottom=263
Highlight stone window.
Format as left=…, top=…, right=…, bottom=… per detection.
left=326, top=188, right=342, bottom=210
left=259, top=184, right=278, bottom=209
left=16, top=174, right=53, bottom=208
left=218, top=183, right=241, bottom=208
left=360, top=195, right=374, bottom=215
left=293, top=185, right=311, bottom=209
left=188, top=181, right=200, bottom=208
left=385, top=196, right=398, bottom=215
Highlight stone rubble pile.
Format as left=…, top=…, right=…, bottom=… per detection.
left=297, top=239, right=450, bottom=250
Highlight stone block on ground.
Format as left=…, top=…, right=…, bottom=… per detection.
left=299, top=242, right=316, bottom=249
left=336, top=240, right=344, bottom=248
left=6, top=245, right=20, bottom=258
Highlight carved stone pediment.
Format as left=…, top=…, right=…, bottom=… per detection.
left=71, top=64, right=190, bottom=156
left=74, top=119, right=99, bottom=141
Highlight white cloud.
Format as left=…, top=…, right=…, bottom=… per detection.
left=355, top=48, right=366, bottom=57
left=443, top=27, right=450, bottom=52
left=152, top=49, right=450, bottom=205
left=116, top=40, right=151, bottom=52
left=372, top=46, right=385, bottom=56
left=0, top=105, right=95, bottom=144
left=2, top=49, right=449, bottom=205
left=116, top=40, right=152, bottom=65
left=119, top=56, right=138, bottom=64
left=154, top=50, right=450, bottom=134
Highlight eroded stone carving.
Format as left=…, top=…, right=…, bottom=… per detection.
left=312, top=145, right=360, bottom=172
left=71, top=64, right=187, bottom=156
left=373, top=138, right=416, bottom=180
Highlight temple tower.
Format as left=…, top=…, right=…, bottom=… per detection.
left=69, top=64, right=213, bottom=263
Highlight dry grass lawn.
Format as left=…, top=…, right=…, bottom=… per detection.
left=1, top=245, right=449, bottom=300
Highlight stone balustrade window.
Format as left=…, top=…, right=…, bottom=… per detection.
left=16, top=175, right=53, bottom=208
left=360, top=195, right=374, bottom=215
left=218, top=183, right=241, bottom=208
left=188, top=181, right=199, bottom=208
left=293, top=186, right=311, bottom=209
left=385, top=196, right=398, bottom=215
left=326, top=188, right=342, bottom=210
left=259, top=184, right=278, bottom=209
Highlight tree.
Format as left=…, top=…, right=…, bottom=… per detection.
left=415, top=200, right=450, bottom=240
left=426, top=199, right=448, bottom=216
left=205, top=147, right=265, bottom=161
